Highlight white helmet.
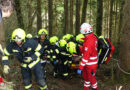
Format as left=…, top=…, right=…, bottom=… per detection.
left=80, top=23, right=93, bottom=34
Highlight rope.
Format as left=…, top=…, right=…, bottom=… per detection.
left=111, top=58, right=130, bottom=75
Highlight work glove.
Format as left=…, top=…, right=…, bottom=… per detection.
left=24, top=57, right=32, bottom=63
left=77, top=69, right=82, bottom=75
left=53, top=61, right=57, bottom=65
left=3, top=65, right=10, bottom=74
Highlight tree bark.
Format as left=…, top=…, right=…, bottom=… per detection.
left=109, top=0, right=113, bottom=40
left=75, top=0, right=81, bottom=35
left=70, top=0, right=73, bottom=34
left=0, top=22, right=5, bottom=47
left=81, top=0, right=88, bottom=24
left=48, top=0, right=53, bottom=36
left=96, top=0, right=103, bottom=36
left=14, top=0, right=25, bottom=29
left=119, top=0, right=130, bottom=76
left=37, top=0, right=42, bottom=32
left=64, top=0, right=68, bottom=34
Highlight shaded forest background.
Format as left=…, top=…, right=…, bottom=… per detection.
left=0, top=0, right=130, bottom=89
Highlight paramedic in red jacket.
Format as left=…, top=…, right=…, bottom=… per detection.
left=77, top=23, right=98, bottom=90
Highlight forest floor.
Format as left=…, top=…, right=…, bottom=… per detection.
left=1, top=60, right=130, bottom=90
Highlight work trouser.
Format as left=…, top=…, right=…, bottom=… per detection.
left=21, top=62, right=47, bottom=90
left=82, top=65, right=98, bottom=90
left=58, top=59, right=69, bottom=79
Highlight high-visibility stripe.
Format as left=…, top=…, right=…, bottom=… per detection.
left=28, top=58, right=40, bottom=68
left=55, top=49, right=59, bottom=54
left=64, top=60, right=68, bottom=65
left=47, top=55, right=50, bottom=58
left=21, top=63, right=27, bottom=68
left=90, top=56, right=97, bottom=60
left=52, top=56, right=56, bottom=59
left=61, top=52, right=66, bottom=55
left=92, top=82, right=97, bottom=88
left=86, top=62, right=97, bottom=65
left=84, top=84, right=90, bottom=87
left=85, top=81, right=90, bottom=84
left=24, top=48, right=32, bottom=52
left=82, top=58, right=88, bottom=63
left=2, top=56, right=8, bottom=60
left=39, top=85, right=47, bottom=90
left=63, top=73, right=68, bottom=76
left=35, top=52, right=41, bottom=57
left=12, top=49, right=19, bottom=52
left=81, top=62, right=85, bottom=66
left=25, top=84, right=32, bottom=89
left=4, top=49, right=10, bottom=55
left=35, top=44, right=42, bottom=51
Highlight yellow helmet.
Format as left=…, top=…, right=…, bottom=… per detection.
left=66, top=42, right=76, bottom=54
left=62, top=34, right=73, bottom=41
left=59, top=40, right=67, bottom=47
left=11, top=28, right=26, bottom=41
left=38, top=29, right=48, bottom=36
left=49, top=36, right=59, bottom=44
left=76, top=34, right=84, bottom=42
left=26, top=33, right=32, bottom=38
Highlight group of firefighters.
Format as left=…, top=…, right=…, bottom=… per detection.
left=1, top=23, right=98, bottom=90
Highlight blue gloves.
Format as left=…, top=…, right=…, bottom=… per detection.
left=77, top=69, right=82, bottom=75
left=53, top=61, right=57, bottom=65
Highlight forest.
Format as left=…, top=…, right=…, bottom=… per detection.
left=0, top=0, right=130, bottom=90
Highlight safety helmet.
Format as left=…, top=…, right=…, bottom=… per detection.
left=49, top=36, right=59, bottom=44
left=76, top=34, right=85, bottom=42
left=11, top=28, right=26, bottom=41
left=80, top=23, right=93, bottom=34
left=38, top=29, right=48, bottom=36
left=66, top=42, right=76, bottom=54
left=26, top=33, right=32, bottom=38
left=62, top=34, right=73, bottom=40
left=59, top=40, right=67, bottom=47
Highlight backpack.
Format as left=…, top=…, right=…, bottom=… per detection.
left=97, top=36, right=115, bottom=66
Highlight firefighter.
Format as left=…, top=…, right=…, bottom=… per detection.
left=49, top=36, right=60, bottom=77
left=35, top=29, right=50, bottom=68
left=57, top=40, right=73, bottom=79
left=2, top=28, right=47, bottom=90
left=62, top=34, right=74, bottom=42
left=26, top=33, right=32, bottom=38
left=76, top=34, right=85, bottom=46
left=77, top=23, right=98, bottom=90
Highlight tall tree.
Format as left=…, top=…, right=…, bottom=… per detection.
left=81, top=0, right=88, bottom=24
left=14, top=0, right=25, bottom=29
left=109, top=0, right=114, bottom=39
left=118, top=0, right=130, bottom=76
left=37, top=0, right=42, bottom=32
left=70, top=0, right=73, bottom=34
left=64, top=0, right=68, bottom=34
left=0, top=22, right=5, bottom=47
left=75, top=0, right=81, bottom=35
left=96, top=0, right=103, bottom=36
left=48, top=0, right=53, bottom=36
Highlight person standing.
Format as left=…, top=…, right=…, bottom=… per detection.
left=77, top=23, right=98, bottom=90
left=2, top=28, right=47, bottom=90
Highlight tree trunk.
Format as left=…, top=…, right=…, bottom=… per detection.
left=0, top=22, right=5, bottom=47
left=117, top=0, right=125, bottom=44
left=75, top=0, right=81, bottom=35
left=96, top=0, right=103, bottom=36
left=81, top=0, right=88, bottom=24
left=48, top=0, right=53, bottom=37
left=70, top=0, right=73, bottom=34
left=109, top=0, right=113, bottom=40
left=64, top=0, right=68, bottom=34
left=37, top=0, right=42, bottom=32
left=118, top=0, right=130, bottom=76
left=14, top=0, right=24, bottom=29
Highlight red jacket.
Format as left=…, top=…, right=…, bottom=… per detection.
left=79, top=33, right=98, bottom=70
